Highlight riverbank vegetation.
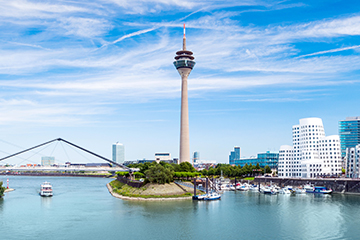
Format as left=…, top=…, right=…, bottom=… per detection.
left=201, top=163, right=272, bottom=178
left=109, top=180, right=192, bottom=198
left=125, top=161, right=272, bottom=183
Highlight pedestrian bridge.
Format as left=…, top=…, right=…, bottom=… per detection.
left=0, top=138, right=137, bottom=172
left=0, top=166, right=136, bottom=172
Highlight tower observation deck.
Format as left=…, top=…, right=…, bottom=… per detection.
left=173, top=24, right=195, bottom=164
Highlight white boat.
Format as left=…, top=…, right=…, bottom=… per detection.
left=294, top=187, right=306, bottom=194
left=249, top=185, right=259, bottom=191
left=229, top=184, right=237, bottom=191
left=238, top=184, right=249, bottom=191
left=220, top=184, right=230, bottom=191
left=204, top=192, right=221, bottom=200
left=313, top=186, right=332, bottom=194
left=40, top=182, right=53, bottom=197
left=304, top=185, right=314, bottom=193
left=262, top=186, right=277, bottom=195
left=193, top=194, right=207, bottom=200
left=279, top=187, right=292, bottom=194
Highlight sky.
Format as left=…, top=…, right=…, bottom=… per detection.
left=0, top=0, right=360, bottom=164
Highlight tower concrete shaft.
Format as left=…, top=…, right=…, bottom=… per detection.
left=173, top=24, right=195, bottom=164
left=179, top=68, right=191, bottom=163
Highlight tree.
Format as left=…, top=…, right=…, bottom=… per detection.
left=201, top=169, right=208, bottom=176
left=264, top=165, right=272, bottom=174
left=0, top=181, right=5, bottom=197
left=145, top=164, right=174, bottom=184
left=178, top=162, right=195, bottom=172
left=208, top=168, right=215, bottom=176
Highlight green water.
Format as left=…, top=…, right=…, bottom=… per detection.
left=1, top=176, right=360, bottom=240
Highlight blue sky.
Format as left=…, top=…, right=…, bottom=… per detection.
left=0, top=0, right=360, bottom=164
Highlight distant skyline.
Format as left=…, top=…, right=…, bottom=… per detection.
left=0, top=0, right=360, bottom=164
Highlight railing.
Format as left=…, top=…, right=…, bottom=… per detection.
left=117, top=176, right=144, bottom=188
left=175, top=181, right=203, bottom=191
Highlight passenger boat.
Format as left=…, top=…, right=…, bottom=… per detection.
left=40, top=182, right=53, bottom=197
left=313, top=186, right=332, bottom=194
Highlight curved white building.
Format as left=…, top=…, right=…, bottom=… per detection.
left=278, top=117, right=342, bottom=178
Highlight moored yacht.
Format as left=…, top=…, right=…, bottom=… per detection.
left=313, top=186, right=332, bottom=194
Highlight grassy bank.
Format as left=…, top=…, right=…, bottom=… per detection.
left=109, top=180, right=192, bottom=199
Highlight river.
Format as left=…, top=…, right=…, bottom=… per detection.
left=1, top=176, right=360, bottom=240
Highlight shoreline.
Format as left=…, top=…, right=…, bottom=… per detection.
left=106, top=183, right=192, bottom=201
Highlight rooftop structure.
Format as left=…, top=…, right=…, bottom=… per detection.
left=173, top=24, right=195, bottom=164
left=155, top=153, right=171, bottom=163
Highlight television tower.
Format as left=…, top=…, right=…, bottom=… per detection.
left=173, top=24, right=196, bottom=164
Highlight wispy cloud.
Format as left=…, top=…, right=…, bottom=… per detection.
left=296, top=45, right=360, bottom=58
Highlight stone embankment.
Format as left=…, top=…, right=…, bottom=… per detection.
left=256, top=177, right=360, bottom=194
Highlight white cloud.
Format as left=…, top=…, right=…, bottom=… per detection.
left=59, top=17, right=112, bottom=38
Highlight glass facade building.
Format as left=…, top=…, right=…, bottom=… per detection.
left=229, top=147, right=240, bottom=165
left=112, top=142, right=125, bottom=164
left=339, top=117, right=360, bottom=158
left=193, top=151, right=199, bottom=163
left=231, top=151, right=279, bottom=168
left=41, top=156, right=55, bottom=166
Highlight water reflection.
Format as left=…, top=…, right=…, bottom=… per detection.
left=41, top=196, right=52, bottom=208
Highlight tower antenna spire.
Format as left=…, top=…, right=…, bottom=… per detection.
left=183, top=23, right=186, bottom=51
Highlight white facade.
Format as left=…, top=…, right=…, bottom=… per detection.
left=112, top=142, right=125, bottom=164
left=278, top=117, right=342, bottom=178
left=345, top=144, right=360, bottom=178
left=155, top=153, right=171, bottom=162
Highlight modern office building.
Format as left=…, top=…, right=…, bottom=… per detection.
left=344, top=144, right=360, bottom=178
left=193, top=151, right=199, bottom=163
left=155, top=153, right=171, bottom=162
left=339, top=117, right=360, bottom=158
left=229, top=146, right=240, bottom=165
left=112, top=142, right=125, bottom=164
left=278, top=117, right=342, bottom=178
left=231, top=151, right=279, bottom=168
left=173, top=24, right=195, bottom=164
left=41, top=156, right=55, bottom=166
